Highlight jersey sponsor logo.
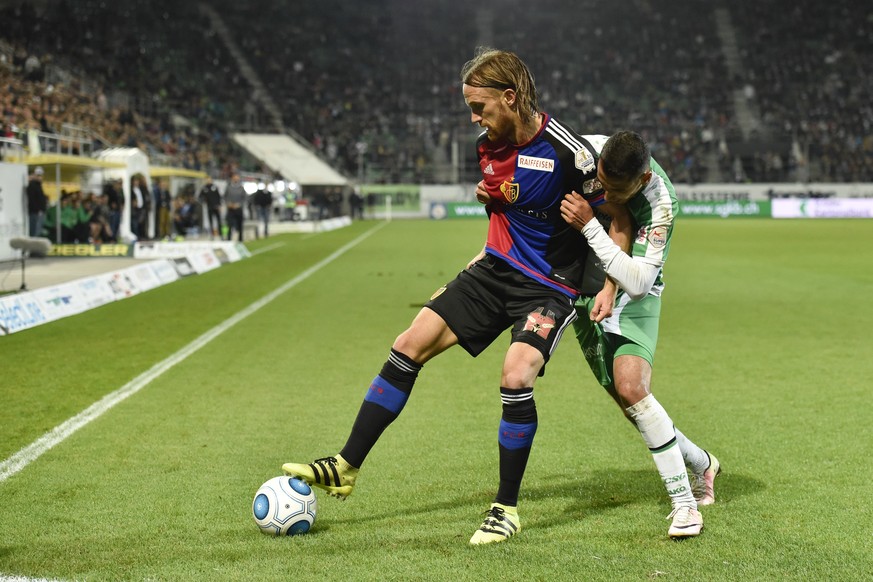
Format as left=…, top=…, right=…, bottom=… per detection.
left=648, top=226, right=668, bottom=248
left=483, top=162, right=495, bottom=175
left=582, top=178, right=602, bottom=195
left=509, top=206, right=549, bottom=220
left=574, top=146, right=596, bottom=173
left=582, top=178, right=606, bottom=206
left=517, top=155, right=554, bottom=172
left=635, top=225, right=648, bottom=245
left=523, top=307, right=556, bottom=339
left=500, top=180, right=520, bottom=203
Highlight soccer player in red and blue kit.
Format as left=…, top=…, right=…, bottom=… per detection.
left=282, top=47, right=632, bottom=545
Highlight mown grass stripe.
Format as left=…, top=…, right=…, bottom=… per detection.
left=0, top=222, right=386, bottom=484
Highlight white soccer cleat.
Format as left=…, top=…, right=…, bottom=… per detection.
left=690, top=451, right=721, bottom=506
left=667, top=505, right=703, bottom=538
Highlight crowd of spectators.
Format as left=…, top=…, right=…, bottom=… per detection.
left=729, top=0, right=873, bottom=182
left=0, top=0, right=254, bottom=177
left=0, top=48, right=251, bottom=177
left=1, top=0, right=871, bottom=184
left=482, top=0, right=731, bottom=184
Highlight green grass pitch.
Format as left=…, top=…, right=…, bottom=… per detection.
left=1, top=218, right=871, bottom=581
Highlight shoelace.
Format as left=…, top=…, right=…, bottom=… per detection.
left=688, top=471, right=705, bottom=495
left=482, top=507, right=506, bottom=527
left=667, top=506, right=695, bottom=524
left=312, top=456, right=337, bottom=467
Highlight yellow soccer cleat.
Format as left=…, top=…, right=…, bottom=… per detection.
left=281, top=454, right=359, bottom=499
left=469, top=503, right=521, bottom=545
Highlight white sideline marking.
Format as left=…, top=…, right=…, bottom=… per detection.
left=0, top=575, right=67, bottom=582
left=0, top=222, right=387, bottom=484
left=0, top=574, right=60, bottom=582
left=250, top=241, right=285, bottom=256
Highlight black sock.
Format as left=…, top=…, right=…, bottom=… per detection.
left=494, top=387, right=537, bottom=507
left=339, top=349, right=422, bottom=467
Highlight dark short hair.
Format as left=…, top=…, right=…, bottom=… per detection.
left=600, top=131, right=651, bottom=182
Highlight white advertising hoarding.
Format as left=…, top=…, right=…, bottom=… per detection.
left=771, top=198, right=873, bottom=218
left=0, top=162, right=27, bottom=262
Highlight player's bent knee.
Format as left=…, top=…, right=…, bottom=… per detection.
left=501, top=372, right=532, bottom=389
left=615, top=382, right=650, bottom=408
left=501, top=352, right=545, bottom=387
left=392, top=331, right=426, bottom=363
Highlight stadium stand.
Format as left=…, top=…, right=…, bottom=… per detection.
left=727, top=0, right=873, bottom=182
left=1, top=0, right=870, bottom=184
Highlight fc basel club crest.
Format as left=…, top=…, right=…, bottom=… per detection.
left=500, top=180, right=519, bottom=203
left=523, top=307, right=556, bottom=339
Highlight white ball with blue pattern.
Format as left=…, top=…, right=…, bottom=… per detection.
left=252, top=476, right=317, bottom=536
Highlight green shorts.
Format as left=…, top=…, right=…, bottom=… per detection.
left=572, top=292, right=661, bottom=387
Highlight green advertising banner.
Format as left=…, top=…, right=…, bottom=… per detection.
left=678, top=200, right=771, bottom=218
left=429, top=202, right=488, bottom=219
left=428, top=200, right=773, bottom=220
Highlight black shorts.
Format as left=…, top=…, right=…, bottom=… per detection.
left=425, top=254, right=578, bottom=361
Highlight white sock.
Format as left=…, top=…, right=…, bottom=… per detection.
left=626, top=394, right=697, bottom=509
left=674, top=427, right=710, bottom=474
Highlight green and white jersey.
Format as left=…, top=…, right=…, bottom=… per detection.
left=622, top=157, right=678, bottom=297
left=573, top=136, right=679, bottom=367
left=580, top=135, right=679, bottom=298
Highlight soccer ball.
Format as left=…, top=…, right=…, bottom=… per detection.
left=252, top=476, right=317, bottom=536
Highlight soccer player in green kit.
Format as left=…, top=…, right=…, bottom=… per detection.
left=560, top=131, right=720, bottom=538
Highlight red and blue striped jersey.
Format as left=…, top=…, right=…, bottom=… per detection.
left=477, top=113, right=602, bottom=298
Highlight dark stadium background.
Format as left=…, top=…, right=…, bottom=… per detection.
left=3, top=0, right=870, bottom=186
